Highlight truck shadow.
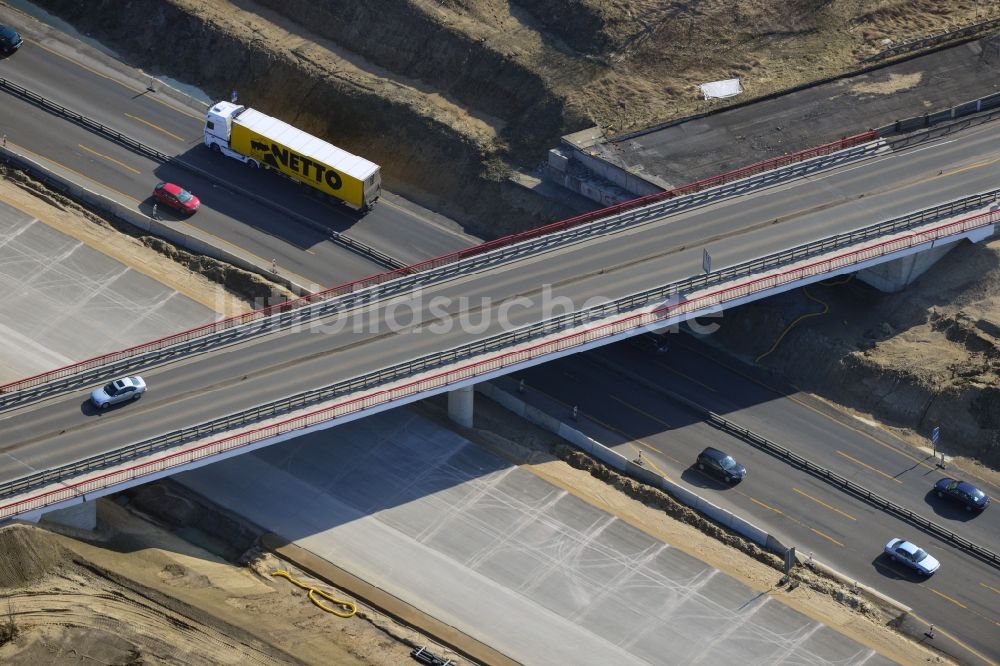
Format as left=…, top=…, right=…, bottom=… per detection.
left=155, top=146, right=361, bottom=252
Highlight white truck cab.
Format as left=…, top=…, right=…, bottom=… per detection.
left=204, top=101, right=258, bottom=166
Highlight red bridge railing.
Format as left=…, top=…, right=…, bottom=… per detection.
left=1, top=201, right=989, bottom=522
left=0, top=129, right=878, bottom=395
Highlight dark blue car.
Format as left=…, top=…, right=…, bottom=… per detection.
left=934, top=478, right=989, bottom=512
left=0, top=26, right=22, bottom=56
left=696, top=447, right=746, bottom=483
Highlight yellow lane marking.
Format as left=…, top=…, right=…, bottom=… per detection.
left=32, top=41, right=204, bottom=120
left=186, top=224, right=317, bottom=287
left=124, top=112, right=186, bottom=141
left=631, top=437, right=666, bottom=456
left=633, top=448, right=673, bottom=481
left=609, top=394, right=672, bottom=428
left=587, top=418, right=683, bottom=466
left=677, top=341, right=992, bottom=485
left=792, top=488, right=856, bottom=521
left=33, top=41, right=145, bottom=94
left=526, top=385, right=684, bottom=466
left=78, top=144, right=141, bottom=174
left=907, top=612, right=999, bottom=666
left=13, top=144, right=141, bottom=203
left=981, top=582, right=1000, bottom=596
left=750, top=497, right=783, bottom=515
left=648, top=359, right=717, bottom=392
left=809, top=528, right=843, bottom=547
left=835, top=450, right=902, bottom=483
left=929, top=588, right=967, bottom=609
left=527, top=384, right=572, bottom=410
left=939, top=156, right=1000, bottom=178
left=379, top=197, right=473, bottom=243
left=16, top=142, right=316, bottom=287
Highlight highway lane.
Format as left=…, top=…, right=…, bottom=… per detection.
left=3, top=3, right=1000, bottom=285
left=2, top=10, right=998, bottom=658
left=597, top=337, right=1000, bottom=551
left=5, top=121, right=1000, bottom=478
left=0, top=87, right=384, bottom=285
left=512, top=349, right=1000, bottom=663
left=0, top=8, right=475, bottom=273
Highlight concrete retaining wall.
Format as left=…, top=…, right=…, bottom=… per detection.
left=476, top=381, right=918, bottom=617
left=858, top=237, right=963, bottom=292
left=477, top=382, right=780, bottom=552
left=0, top=146, right=307, bottom=294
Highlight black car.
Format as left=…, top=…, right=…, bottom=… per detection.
left=0, top=26, right=22, bottom=55
left=696, top=447, right=746, bottom=483
left=934, top=478, right=990, bottom=512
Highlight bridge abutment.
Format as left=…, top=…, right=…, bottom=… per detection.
left=448, top=385, right=475, bottom=428
left=857, top=239, right=962, bottom=292
left=40, top=500, right=97, bottom=531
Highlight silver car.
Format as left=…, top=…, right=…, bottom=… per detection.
left=90, top=376, right=146, bottom=409
left=884, top=538, right=940, bottom=575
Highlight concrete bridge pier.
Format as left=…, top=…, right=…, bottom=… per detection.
left=448, top=384, right=475, bottom=428
left=857, top=239, right=962, bottom=292
left=40, top=500, right=97, bottom=531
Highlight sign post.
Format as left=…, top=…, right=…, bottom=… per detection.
left=931, top=426, right=944, bottom=468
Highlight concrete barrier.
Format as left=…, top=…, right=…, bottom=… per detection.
left=476, top=382, right=911, bottom=617
left=475, top=381, right=915, bottom=620
left=0, top=145, right=308, bottom=295
left=804, top=557, right=911, bottom=616
left=477, top=382, right=777, bottom=551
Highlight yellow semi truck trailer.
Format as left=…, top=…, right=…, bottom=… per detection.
left=203, top=101, right=381, bottom=211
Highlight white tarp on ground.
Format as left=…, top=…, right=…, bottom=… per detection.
left=699, top=78, right=743, bottom=99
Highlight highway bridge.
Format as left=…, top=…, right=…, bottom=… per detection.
left=1, top=113, right=999, bottom=526
left=1, top=10, right=999, bottom=662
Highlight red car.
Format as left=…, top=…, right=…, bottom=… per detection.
left=153, top=181, right=200, bottom=215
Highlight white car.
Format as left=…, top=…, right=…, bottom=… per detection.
left=90, top=376, right=146, bottom=409
left=884, top=538, right=940, bottom=575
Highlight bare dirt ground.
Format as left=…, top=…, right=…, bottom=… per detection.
left=0, top=167, right=290, bottom=311
left=22, top=0, right=1000, bottom=466
left=0, top=502, right=435, bottom=665
left=1, top=151, right=963, bottom=663
left=30, top=0, right=994, bottom=234
left=0, top=399, right=950, bottom=666
left=418, top=396, right=952, bottom=665
left=0, top=172, right=435, bottom=665
left=713, top=235, right=1000, bottom=472
left=1, top=1, right=994, bottom=662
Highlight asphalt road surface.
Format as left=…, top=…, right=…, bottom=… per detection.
left=5, top=117, right=1000, bottom=483
left=1, top=6, right=998, bottom=663
left=511, top=339, right=1000, bottom=664
left=176, top=407, right=895, bottom=666
left=0, top=7, right=476, bottom=285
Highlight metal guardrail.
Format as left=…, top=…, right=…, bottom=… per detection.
left=876, top=92, right=1000, bottom=138
left=0, top=125, right=893, bottom=406
left=707, top=413, right=999, bottom=568
left=0, top=76, right=404, bottom=271
left=11, top=70, right=992, bottom=410
left=4, top=69, right=1000, bottom=414
left=607, top=352, right=1000, bottom=570
left=862, top=15, right=1000, bottom=63
left=1, top=179, right=996, bottom=413
left=680, top=189, right=1000, bottom=292
left=0, top=203, right=994, bottom=512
